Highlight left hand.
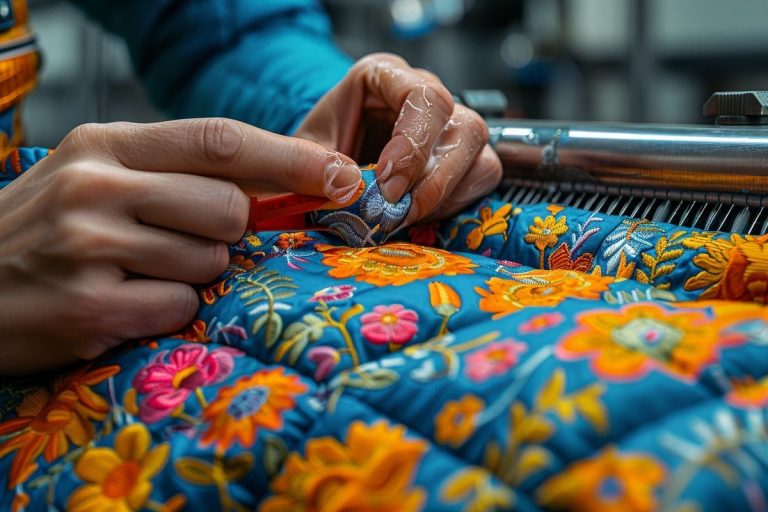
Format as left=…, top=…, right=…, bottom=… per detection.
left=295, top=53, right=502, bottom=225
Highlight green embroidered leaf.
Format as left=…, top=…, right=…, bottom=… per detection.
left=224, top=453, right=254, bottom=481
left=175, top=457, right=216, bottom=486
left=263, top=436, right=288, bottom=478
left=251, top=313, right=284, bottom=347
left=346, top=368, right=399, bottom=390
left=288, top=337, right=309, bottom=364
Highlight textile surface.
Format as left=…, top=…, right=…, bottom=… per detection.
left=2, top=156, right=768, bottom=512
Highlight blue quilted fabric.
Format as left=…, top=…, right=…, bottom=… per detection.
left=2, top=153, right=768, bottom=512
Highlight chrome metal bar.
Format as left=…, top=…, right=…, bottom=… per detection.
left=489, top=120, right=768, bottom=193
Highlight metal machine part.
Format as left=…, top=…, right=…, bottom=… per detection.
left=478, top=90, right=768, bottom=234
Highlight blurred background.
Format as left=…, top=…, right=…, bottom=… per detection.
left=24, top=0, right=768, bottom=148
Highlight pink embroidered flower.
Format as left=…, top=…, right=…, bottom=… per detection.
left=360, top=305, right=419, bottom=345
left=518, top=312, right=566, bottom=334
left=309, top=285, right=356, bottom=303
left=307, top=346, right=340, bottom=381
left=466, top=340, right=527, bottom=382
left=133, top=344, right=238, bottom=423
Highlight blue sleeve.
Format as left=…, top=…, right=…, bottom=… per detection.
left=68, top=0, right=354, bottom=135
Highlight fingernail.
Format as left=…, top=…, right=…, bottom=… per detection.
left=380, top=174, right=410, bottom=203
left=325, top=161, right=361, bottom=202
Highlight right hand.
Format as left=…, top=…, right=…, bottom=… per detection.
left=0, top=118, right=361, bottom=375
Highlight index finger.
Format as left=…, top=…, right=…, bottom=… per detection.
left=58, top=119, right=362, bottom=203
left=355, top=55, right=455, bottom=202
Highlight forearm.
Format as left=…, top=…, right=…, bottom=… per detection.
left=69, top=0, right=352, bottom=134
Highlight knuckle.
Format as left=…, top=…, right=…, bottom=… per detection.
left=54, top=215, right=112, bottom=259
left=194, top=118, right=245, bottom=164
left=52, top=163, right=118, bottom=207
left=58, top=123, right=107, bottom=155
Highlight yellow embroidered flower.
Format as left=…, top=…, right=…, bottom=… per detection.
left=67, top=423, right=169, bottom=512
left=0, top=365, right=119, bottom=488
left=476, top=270, right=614, bottom=320
left=466, top=204, right=513, bottom=250
left=685, top=233, right=768, bottom=303
left=524, top=215, right=568, bottom=251
left=537, top=447, right=665, bottom=512
left=557, top=303, right=734, bottom=381
left=434, top=395, right=485, bottom=448
left=317, top=242, right=476, bottom=287
left=261, top=421, right=427, bottom=512
left=201, top=368, right=306, bottom=452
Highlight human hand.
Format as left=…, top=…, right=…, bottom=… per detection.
left=0, top=119, right=361, bottom=374
left=295, top=53, right=503, bottom=225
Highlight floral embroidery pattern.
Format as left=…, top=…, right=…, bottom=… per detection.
left=465, top=204, right=513, bottom=250
left=524, top=214, right=569, bottom=268
left=67, top=423, right=172, bottom=512
left=435, top=395, right=485, bottom=448
left=465, top=340, right=526, bottom=382
left=0, top=365, right=118, bottom=488
left=360, top=304, right=419, bottom=346
left=261, top=421, right=427, bottom=511
left=317, top=242, right=476, bottom=286
left=4, top=170, right=768, bottom=512
left=308, top=284, right=356, bottom=303
left=557, top=303, right=737, bottom=381
left=684, top=233, right=768, bottom=303
left=537, top=447, right=666, bottom=512
left=476, top=270, right=614, bottom=319
left=132, top=344, right=238, bottom=423
left=200, top=368, right=306, bottom=452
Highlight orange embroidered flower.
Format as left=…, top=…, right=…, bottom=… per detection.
left=434, top=395, right=485, bottom=448
left=276, top=232, right=314, bottom=250
left=317, top=242, right=476, bottom=287
left=476, top=270, right=614, bottom=319
left=537, top=447, right=665, bottom=512
left=557, top=303, right=734, bottom=381
left=261, top=421, right=427, bottom=512
left=524, top=215, right=568, bottom=251
left=726, top=376, right=768, bottom=408
left=685, top=233, right=768, bottom=303
left=67, top=423, right=169, bottom=512
left=200, top=367, right=306, bottom=452
left=0, top=365, right=119, bottom=488
left=465, top=204, right=513, bottom=250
